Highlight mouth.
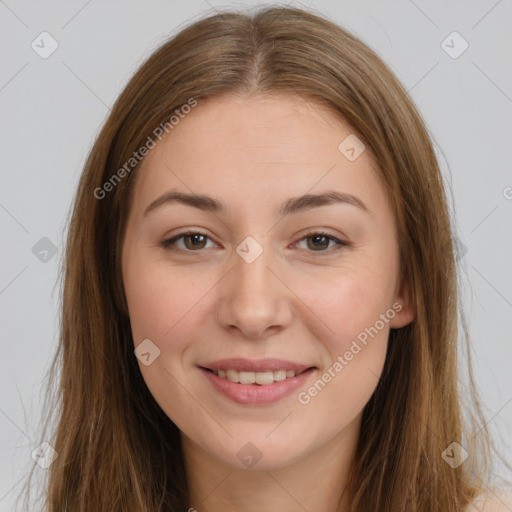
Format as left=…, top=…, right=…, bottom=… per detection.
left=201, top=367, right=313, bottom=385
left=198, top=358, right=317, bottom=405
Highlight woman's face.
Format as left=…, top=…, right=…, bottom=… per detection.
left=121, top=93, right=414, bottom=470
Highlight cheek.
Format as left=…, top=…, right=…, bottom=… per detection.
left=123, top=260, right=213, bottom=429
left=292, top=269, right=393, bottom=409
left=296, top=267, right=395, bottom=353
left=293, top=277, right=391, bottom=435
left=123, top=255, right=207, bottom=345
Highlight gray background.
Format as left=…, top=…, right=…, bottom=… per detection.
left=1, top=0, right=511, bottom=509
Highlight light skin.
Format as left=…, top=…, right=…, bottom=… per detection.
left=121, top=92, right=417, bottom=511
left=466, top=493, right=512, bottom=512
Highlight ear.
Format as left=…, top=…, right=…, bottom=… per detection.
left=389, top=272, right=415, bottom=329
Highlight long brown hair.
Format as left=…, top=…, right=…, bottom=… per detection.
left=20, top=5, right=503, bottom=511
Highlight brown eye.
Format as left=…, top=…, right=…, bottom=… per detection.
left=161, top=230, right=347, bottom=254
left=162, top=232, right=214, bottom=251
left=182, top=233, right=208, bottom=250
left=306, top=234, right=331, bottom=251
left=295, top=231, right=347, bottom=253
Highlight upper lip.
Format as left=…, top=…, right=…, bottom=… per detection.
left=200, top=358, right=315, bottom=373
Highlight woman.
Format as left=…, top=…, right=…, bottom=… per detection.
left=23, top=5, right=511, bottom=511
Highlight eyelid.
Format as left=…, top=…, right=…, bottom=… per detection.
left=292, top=228, right=349, bottom=254
left=161, top=228, right=349, bottom=253
left=161, top=229, right=218, bottom=250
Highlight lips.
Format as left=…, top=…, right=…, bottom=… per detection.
left=198, top=357, right=317, bottom=405
left=200, top=357, right=313, bottom=373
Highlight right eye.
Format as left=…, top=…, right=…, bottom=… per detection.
left=161, top=231, right=218, bottom=252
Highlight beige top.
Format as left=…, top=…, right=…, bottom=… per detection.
left=465, top=491, right=512, bottom=511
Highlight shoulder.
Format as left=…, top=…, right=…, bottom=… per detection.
left=465, top=491, right=512, bottom=512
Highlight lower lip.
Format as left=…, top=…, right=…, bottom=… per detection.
left=200, top=367, right=316, bottom=405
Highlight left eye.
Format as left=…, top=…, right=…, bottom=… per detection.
left=161, top=231, right=347, bottom=253
left=295, top=232, right=346, bottom=252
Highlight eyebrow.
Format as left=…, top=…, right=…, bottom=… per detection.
left=143, top=189, right=370, bottom=217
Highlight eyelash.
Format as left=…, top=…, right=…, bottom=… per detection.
left=160, top=229, right=349, bottom=255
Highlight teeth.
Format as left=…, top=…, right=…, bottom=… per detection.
left=255, top=371, right=274, bottom=385
left=213, top=368, right=302, bottom=385
left=273, top=370, right=287, bottom=382
left=226, top=369, right=239, bottom=382
left=239, top=371, right=256, bottom=384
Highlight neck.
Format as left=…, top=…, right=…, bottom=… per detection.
left=182, top=417, right=360, bottom=512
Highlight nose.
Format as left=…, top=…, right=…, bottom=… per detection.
left=215, top=239, right=293, bottom=340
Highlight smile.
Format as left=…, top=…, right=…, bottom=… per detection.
left=198, top=358, right=317, bottom=405
left=209, top=368, right=308, bottom=385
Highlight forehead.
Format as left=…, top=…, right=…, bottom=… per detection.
left=130, top=93, right=389, bottom=218
left=147, top=93, right=357, bottom=163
